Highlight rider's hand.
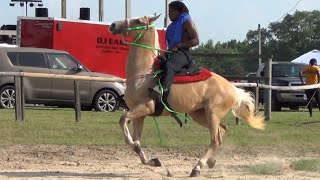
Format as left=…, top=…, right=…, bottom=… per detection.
left=169, top=44, right=182, bottom=52
left=169, top=47, right=178, bottom=52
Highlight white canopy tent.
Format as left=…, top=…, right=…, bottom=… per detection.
left=291, top=49, right=320, bottom=64
left=0, top=43, right=17, bottom=47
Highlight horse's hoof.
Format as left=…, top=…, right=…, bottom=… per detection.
left=207, top=159, right=216, bottom=169
left=166, top=168, right=173, bottom=177
left=190, top=169, right=200, bottom=177
left=150, top=158, right=162, bottom=167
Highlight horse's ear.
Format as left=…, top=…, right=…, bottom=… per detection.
left=149, top=13, right=161, bottom=23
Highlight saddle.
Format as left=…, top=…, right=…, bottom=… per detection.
left=149, top=55, right=213, bottom=127
left=156, top=55, right=202, bottom=77
left=156, top=55, right=212, bottom=84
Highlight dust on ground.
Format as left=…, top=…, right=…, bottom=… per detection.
left=0, top=145, right=319, bottom=179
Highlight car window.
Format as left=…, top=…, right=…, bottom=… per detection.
left=272, top=64, right=304, bottom=77
left=47, top=53, right=78, bottom=70
left=18, top=52, right=46, bottom=68
left=7, top=52, right=18, bottom=65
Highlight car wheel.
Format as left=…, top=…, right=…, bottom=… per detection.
left=0, top=85, right=15, bottom=109
left=93, top=89, right=119, bottom=112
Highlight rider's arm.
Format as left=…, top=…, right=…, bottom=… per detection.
left=176, top=20, right=199, bottom=49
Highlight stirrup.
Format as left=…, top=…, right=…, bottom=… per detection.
left=153, top=85, right=162, bottom=95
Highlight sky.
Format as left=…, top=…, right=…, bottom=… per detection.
left=1, top=0, right=320, bottom=43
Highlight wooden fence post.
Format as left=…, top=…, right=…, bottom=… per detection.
left=236, top=117, right=240, bottom=125
left=264, top=58, right=272, bottom=120
left=21, top=76, right=25, bottom=121
left=255, top=86, right=259, bottom=113
left=14, top=76, right=23, bottom=121
left=74, top=80, right=81, bottom=122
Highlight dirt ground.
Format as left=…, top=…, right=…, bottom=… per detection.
left=0, top=145, right=319, bottom=180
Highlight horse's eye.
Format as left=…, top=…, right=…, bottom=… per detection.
left=135, top=19, right=141, bottom=24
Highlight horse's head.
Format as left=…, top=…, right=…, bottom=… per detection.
left=109, top=14, right=161, bottom=39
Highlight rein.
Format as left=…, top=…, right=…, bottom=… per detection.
left=121, top=22, right=167, bottom=80
left=125, top=70, right=163, bottom=81
left=120, top=23, right=171, bottom=53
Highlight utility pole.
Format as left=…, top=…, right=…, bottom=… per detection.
left=25, top=2, right=28, bottom=16
left=164, top=0, right=171, bottom=27
left=61, top=0, right=66, bottom=18
left=258, top=24, right=262, bottom=65
left=98, top=0, right=104, bottom=21
left=125, top=0, right=131, bottom=18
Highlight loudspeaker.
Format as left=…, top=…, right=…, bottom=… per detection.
left=35, top=8, right=48, bottom=17
left=80, top=7, right=90, bottom=20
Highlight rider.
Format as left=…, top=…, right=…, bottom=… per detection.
left=154, top=1, right=200, bottom=103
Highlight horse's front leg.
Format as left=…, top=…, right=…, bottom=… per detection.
left=119, top=103, right=161, bottom=167
left=132, top=117, right=161, bottom=167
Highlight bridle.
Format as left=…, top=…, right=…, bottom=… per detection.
left=120, top=18, right=171, bottom=53
left=119, top=18, right=171, bottom=81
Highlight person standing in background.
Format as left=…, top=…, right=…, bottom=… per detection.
left=299, top=58, right=320, bottom=117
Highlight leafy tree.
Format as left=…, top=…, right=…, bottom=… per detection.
left=267, top=10, right=320, bottom=61
left=192, top=10, right=320, bottom=75
left=193, top=40, right=247, bottom=75
left=245, top=27, right=272, bottom=56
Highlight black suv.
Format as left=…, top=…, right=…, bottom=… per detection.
left=257, top=62, right=307, bottom=111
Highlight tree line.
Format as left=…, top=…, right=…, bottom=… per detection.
left=192, top=10, right=320, bottom=76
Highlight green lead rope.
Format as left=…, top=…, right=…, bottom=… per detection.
left=125, top=23, right=172, bottom=53
left=153, top=117, right=163, bottom=145
left=157, top=77, right=192, bottom=123
left=152, top=69, right=192, bottom=123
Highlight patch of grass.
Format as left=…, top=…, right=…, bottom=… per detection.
left=291, top=159, right=320, bottom=172
left=248, top=161, right=285, bottom=175
left=0, top=107, right=320, bottom=153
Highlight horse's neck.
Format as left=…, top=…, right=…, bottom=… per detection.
left=126, top=29, right=159, bottom=78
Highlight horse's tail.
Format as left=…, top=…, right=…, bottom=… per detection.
left=232, top=87, right=265, bottom=130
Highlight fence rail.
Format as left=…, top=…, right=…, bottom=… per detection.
left=0, top=72, right=126, bottom=82
left=232, top=82, right=320, bottom=90
left=1, top=69, right=317, bottom=122
left=0, top=72, right=125, bottom=122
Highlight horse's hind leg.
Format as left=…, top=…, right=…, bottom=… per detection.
left=189, top=107, right=228, bottom=177
left=189, top=109, right=228, bottom=170
left=206, top=123, right=228, bottom=169
left=119, top=104, right=161, bottom=167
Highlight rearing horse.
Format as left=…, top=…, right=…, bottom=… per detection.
left=109, top=14, right=265, bottom=177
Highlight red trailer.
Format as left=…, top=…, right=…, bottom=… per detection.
left=16, top=17, right=167, bottom=79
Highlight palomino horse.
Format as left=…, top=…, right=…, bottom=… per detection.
left=109, top=14, right=265, bottom=177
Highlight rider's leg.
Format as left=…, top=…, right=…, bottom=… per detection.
left=161, top=51, right=190, bottom=94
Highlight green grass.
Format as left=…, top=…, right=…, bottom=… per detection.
left=0, top=107, right=320, bottom=153
left=291, top=159, right=320, bottom=172
left=248, top=162, right=284, bottom=175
